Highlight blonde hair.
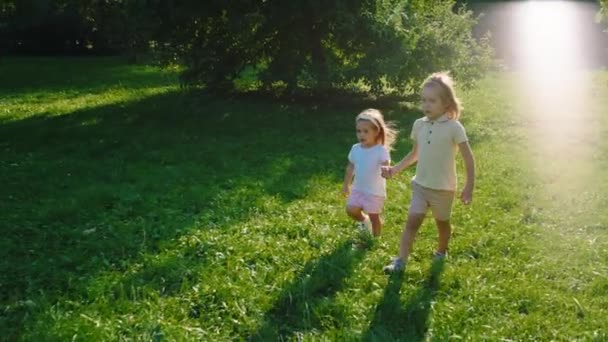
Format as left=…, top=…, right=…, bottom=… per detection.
left=422, top=72, right=462, bottom=120
left=356, top=108, right=398, bottom=150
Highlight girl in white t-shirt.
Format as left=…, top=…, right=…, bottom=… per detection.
left=342, top=109, right=397, bottom=237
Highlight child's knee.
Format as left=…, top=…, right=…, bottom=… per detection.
left=346, top=206, right=361, bottom=216
left=405, top=214, right=425, bottom=229
left=368, top=213, right=381, bottom=222
left=435, top=219, right=451, bottom=227
left=407, top=213, right=426, bottom=222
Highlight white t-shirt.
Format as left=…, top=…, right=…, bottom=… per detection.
left=348, top=143, right=390, bottom=197
left=410, top=114, right=468, bottom=191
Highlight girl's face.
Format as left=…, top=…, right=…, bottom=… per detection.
left=356, top=120, right=379, bottom=147
left=421, top=85, right=447, bottom=120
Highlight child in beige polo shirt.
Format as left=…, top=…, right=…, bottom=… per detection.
left=382, top=72, right=476, bottom=273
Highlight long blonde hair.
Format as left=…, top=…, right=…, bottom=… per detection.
left=356, top=108, right=398, bottom=150
left=422, top=72, right=462, bottom=120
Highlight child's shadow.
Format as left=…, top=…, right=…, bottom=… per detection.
left=247, top=241, right=367, bottom=341
left=363, top=260, right=445, bottom=341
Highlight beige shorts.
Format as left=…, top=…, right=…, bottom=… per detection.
left=409, top=181, right=455, bottom=221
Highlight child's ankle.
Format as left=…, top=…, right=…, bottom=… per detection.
left=433, top=250, right=448, bottom=259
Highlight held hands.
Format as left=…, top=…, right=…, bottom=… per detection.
left=381, top=166, right=393, bottom=179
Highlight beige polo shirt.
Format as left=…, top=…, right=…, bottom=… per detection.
left=411, top=114, right=468, bottom=191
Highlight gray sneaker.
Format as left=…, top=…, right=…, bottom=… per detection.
left=433, top=251, right=448, bottom=261
left=356, top=215, right=372, bottom=233
left=383, top=257, right=406, bottom=273
left=356, top=221, right=368, bottom=233
left=352, top=229, right=374, bottom=250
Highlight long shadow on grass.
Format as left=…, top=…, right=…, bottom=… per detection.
left=0, top=88, right=362, bottom=339
left=247, top=241, right=366, bottom=341
left=0, top=57, right=178, bottom=98
left=362, top=260, right=445, bottom=341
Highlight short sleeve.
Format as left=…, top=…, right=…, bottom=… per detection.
left=348, top=145, right=356, bottom=163
left=410, top=120, right=420, bottom=141
left=380, top=146, right=390, bottom=163
left=452, top=121, right=468, bottom=144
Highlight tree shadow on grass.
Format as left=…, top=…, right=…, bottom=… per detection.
left=0, top=87, right=363, bottom=339
left=362, top=260, right=445, bottom=341
left=246, top=241, right=367, bottom=341
left=0, top=57, right=423, bottom=338
left=0, top=57, right=179, bottom=98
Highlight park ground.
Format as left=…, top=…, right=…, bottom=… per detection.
left=1, top=58, right=608, bottom=340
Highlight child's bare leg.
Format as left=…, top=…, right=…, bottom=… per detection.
left=369, top=213, right=382, bottom=236
left=399, top=213, right=426, bottom=260
left=435, top=219, right=451, bottom=254
left=346, top=206, right=366, bottom=221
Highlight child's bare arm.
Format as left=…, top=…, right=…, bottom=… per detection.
left=342, top=162, right=354, bottom=196
left=458, top=141, right=475, bottom=204
left=385, top=143, right=418, bottom=177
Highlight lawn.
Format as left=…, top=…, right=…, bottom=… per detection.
left=1, top=57, right=607, bottom=341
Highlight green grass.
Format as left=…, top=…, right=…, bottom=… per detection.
left=1, top=57, right=608, bottom=341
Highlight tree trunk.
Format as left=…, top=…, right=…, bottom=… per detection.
left=309, top=3, right=329, bottom=92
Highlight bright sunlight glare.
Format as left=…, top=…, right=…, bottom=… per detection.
left=509, top=0, right=599, bottom=194
left=516, top=1, right=581, bottom=72
left=484, top=0, right=607, bottom=268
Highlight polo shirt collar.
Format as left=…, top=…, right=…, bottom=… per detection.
left=422, top=114, right=449, bottom=123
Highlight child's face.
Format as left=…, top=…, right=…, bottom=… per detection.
left=356, top=120, right=379, bottom=147
left=421, top=85, right=447, bottom=119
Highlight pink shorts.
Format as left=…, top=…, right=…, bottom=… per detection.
left=409, top=181, right=455, bottom=221
left=347, top=189, right=385, bottom=214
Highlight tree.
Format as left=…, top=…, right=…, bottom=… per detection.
left=1, top=0, right=94, bottom=54
left=601, top=0, right=608, bottom=27
left=161, top=0, right=492, bottom=95
left=79, top=0, right=162, bottom=60
left=1, top=0, right=492, bottom=92
left=0, top=0, right=161, bottom=57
